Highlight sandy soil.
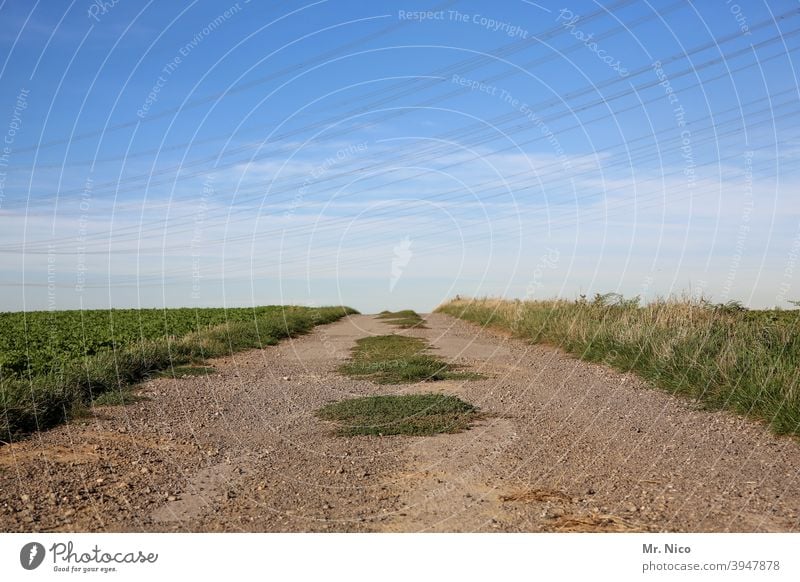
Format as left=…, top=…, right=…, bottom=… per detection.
left=1, top=313, right=799, bottom=532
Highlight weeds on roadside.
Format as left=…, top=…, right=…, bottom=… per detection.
left=376, top=310, right=427, bottom=328
left=437, top=296, right=800, bottom=435
left=339, top=335, right=479, bottom=384
left=317, top=394, right=479, bottom=436
left=0, top=306, right=357, bottom=440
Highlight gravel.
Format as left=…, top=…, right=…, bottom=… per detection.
left=1, top=313, right=798, bottom=532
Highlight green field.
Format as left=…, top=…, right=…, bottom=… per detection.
left=0, top=306, right=316, bottom=378
left=437, top=296, right=800, bottom=435
left=0, top=305, right=357, bottom=439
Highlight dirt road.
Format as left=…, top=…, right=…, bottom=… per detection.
left=2, top=313, right=799, bottom=532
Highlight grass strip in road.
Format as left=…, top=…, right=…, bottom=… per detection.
left=317, top=394, right=479, bottom=436
left=376, top=310, right=427, bottom=328
left=437, top=296, right=800, bottom=436
left=339, top=335, right=479, bottom=384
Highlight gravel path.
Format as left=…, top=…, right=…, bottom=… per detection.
left=1, top=313, right=799, bottom=532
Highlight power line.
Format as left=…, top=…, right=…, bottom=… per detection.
left=5, top=35, right=794, bottom=252
left=11, top=16, right=795, bottom=212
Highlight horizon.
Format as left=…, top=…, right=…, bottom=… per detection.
left=1, top=289, right=798, bottom=315
left=1, top=1, right=798, bottom=313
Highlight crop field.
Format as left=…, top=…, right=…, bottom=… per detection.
left=0, top=305, right=357, bottom=439
left=0, top=306, right=318, bottom=378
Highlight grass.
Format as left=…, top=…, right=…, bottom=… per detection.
left=92, top=388, right=149, bottom=407
left=316, top=394, right=479, bottom=436
left=0, top=305, right=358, bottom=440
left=436, top=296, right=800, bottom=435
left=155, top=365, right=216, bottom=378
left=376, top=309, right=427, bottom=328
left=339, top=335, right=479, bottom=384
left=0, top=305, right=321, bottom=378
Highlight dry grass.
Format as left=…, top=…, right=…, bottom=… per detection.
left=550, top=513, right=643, bottom=532
left=500, top=488, right=572, bottom=503
left=437, top=296, right=800, bottom=435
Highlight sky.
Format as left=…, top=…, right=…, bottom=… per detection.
left=0, top=0, right=798, bottom=313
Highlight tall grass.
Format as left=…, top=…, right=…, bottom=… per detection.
left=436, top=296, right=800, bottom=435
left=0, top=306, right=357, bottom=440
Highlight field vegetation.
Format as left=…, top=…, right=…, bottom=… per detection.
left=437, top=295, right=800, bottom=435
left=339, top=334, right=478, bottom=384
left=0, top=305, right=357, bottom=440
left=376, top=309, right=427, bottom=328
left=317, top=394, right=478, bottom=436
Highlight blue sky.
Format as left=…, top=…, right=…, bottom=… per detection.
left=0, top=0, right=798, bottom=313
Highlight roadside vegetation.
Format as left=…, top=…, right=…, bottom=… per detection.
left=437, top=295, right=800, bottom=435
left=0, top=305, right=357, bottom=440
left=339, top=334, right=478, bottom=384
left=376, top=309, right=427, bottom=328
left=317, top=394, right=478, bottom=436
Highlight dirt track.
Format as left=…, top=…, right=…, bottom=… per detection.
left=2, top=313, right=799, bottom=532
